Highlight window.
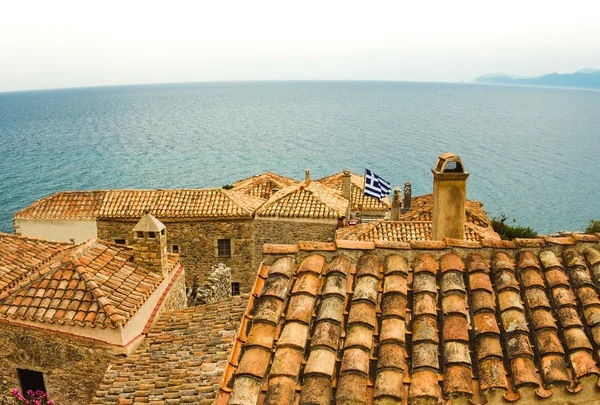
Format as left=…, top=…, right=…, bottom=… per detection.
left=114, top=239, right=126, bottom=245
left=136, top=231, right=144, bottom=238
left=18, top=369, right=46, bottom=395
left=161, top=229, right=166, bottom=236
left=148, top=231, right=156, bottom=239
left=217, top=239, right=231, bottom=258
left=231, top=282, right=240, bottom=296
left=171, top=245, right=179, bottom=254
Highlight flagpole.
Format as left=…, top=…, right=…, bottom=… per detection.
left=361, top=168, right=367, bottom=223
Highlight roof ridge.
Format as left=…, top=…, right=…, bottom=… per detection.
left=0, top=239, right=79, bottom=295
left=256, top=181, right=305, bottom=212
left=72, top=257, right=125, bottom=327
left=303, top=181, right=349, bottom=216
left=221, top=189, right=265, bottom=214
left=0, top=232, right=73, bottom=245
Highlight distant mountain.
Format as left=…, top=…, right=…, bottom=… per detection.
left=473, top=69, right=600, bottom=89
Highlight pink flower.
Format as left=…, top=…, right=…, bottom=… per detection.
left=48, top=401, right=55, bottom=405
left=12, top=388, right=20, bottom=396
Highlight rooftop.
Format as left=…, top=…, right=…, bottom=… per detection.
left=0, top=232, right=176, bottom=328
left=399, top=193, right=492, bottom=228
left=232, top=171, right=298, bottom=200
left=336, top=220, right=501, bottom=242
left=15, top=189, right=264, bottom=220
left=317, top=171, right=391, bottom=212
left=256, top=179, right=350, bottom=220
left=92, top=295, right=248, bottom=404
left=217, top=232, right=600, bottom=405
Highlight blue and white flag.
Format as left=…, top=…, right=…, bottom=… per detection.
left=364, top=169, right=391, bottom=200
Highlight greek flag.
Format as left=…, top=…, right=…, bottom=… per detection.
left=364, top=169, right=391, bottom=200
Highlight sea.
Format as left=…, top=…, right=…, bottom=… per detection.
left=0, top=81, right=599, bottom=234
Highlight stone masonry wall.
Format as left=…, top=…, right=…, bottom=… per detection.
left=253, top=219, right=337, bottom=265
left=97, top=218, right=256, bottom=293
left=0, top=322, right=119, bottom=405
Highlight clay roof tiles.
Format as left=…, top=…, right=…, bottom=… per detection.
left=217, top=234, right=600, bottom=405
left=0, top=232, right=175, bottom=328
left=336, top=220, right=501, bottom=242
left=256, top=180, right=350, bottom=219
left=317, top=171, right=391, bottom=212
left=15, top=188, right=264, bottom=220
left=232, top=171, right=298, bottom=200
left=92, top=295, right=248, bottom=405
left=399, top=193, right=493, bottom=228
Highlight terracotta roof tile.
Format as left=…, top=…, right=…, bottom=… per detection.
left=336, top=220, right=500, bottom=243
left=16, top=188, right=264, bottom=220
left=232, top=171, right=298, bottom=200
left=256, top=179, right=349, bottom=219
left=92, top=296, right=247, bottom=404
left=0, top=233, right=171, bottom=328
left=317, top=171, right=391, bottom=212
left=219, top=238, right=600, bottom=405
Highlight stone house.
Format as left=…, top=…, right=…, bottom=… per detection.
left=14, top=188, right=264, bottom=293
left=0, top=214, right=186, bottom=405
left=253, top=169, right=350, bottom=259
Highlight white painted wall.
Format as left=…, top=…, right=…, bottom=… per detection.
left=15, top=218, right=97, bottom=243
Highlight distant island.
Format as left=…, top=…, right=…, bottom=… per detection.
left=473, top=68, right=600, bottom=89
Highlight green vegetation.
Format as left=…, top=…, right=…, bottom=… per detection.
left=221, top=184, right=234, bottom=190
left=585, top=219, right=600, bottom=234
left=491, top=215, right=538, bottom=240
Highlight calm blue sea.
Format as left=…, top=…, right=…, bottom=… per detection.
left=0, top=81, right=598, bottom=234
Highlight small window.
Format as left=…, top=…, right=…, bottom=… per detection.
left=217, top=239, right=231, bottom=258
left=136, top=231, right=144, bottom=238
left=148, top=231, right=156, bottom=239
left=18, top=369, right=46, bottom=395
left=231, top=282, right=240, bottom=296
left=161, top=229, right=166, bottom=236
left=171, top=245, right=179, bottom=254
left=114, top=239, right=126, bottom=245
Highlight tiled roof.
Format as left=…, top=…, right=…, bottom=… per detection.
left=217, top=233, right=600, bottom=405
left=232, top=172, right=298, bottom=200
left=317, top=171, right=391, bottom=212
left=336, top=220, right=501, bottom=242
left=0, top=233, right=72, bottom=291
left=400, top=193, right=492, bottom=228
left=0, top=233, right=174, bottom=328
left=256, top=180, right=349, bottom=219
left=15, top=189, right=264, bottom=220
left=92, top=295, right=248, bottom=404
left=14, top=191, right=105, bottom=219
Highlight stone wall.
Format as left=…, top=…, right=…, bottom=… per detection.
left=253, top=218, right=337, bottom=265
left=97, top=218, right=256, bottom=293
left=0, top=322, right=118, bottom=405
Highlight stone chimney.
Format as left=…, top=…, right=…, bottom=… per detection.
left=431, top=153, right=469, bottom=240
left=391, top=185, right=401, bottom=220
left=342, top=170, right=352, bottom=200
left=132, top=212, right=168, bottom=276
left=402, top=182, right=412, bottom=213
left=305, top=168, right=310, bottom=181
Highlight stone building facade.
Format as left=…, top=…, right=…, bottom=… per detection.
left=97, top=217, right=257, bottom=292
left=0, top=214, right=186, bottom=405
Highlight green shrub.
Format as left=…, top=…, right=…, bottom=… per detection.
left=585, top=219, right=600, bottom=234
left=492, top=215, right=538, bottom=240
left=221, top=184, right=234, bottom=190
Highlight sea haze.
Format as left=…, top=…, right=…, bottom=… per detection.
left=0, top=81, right=598, bottom=234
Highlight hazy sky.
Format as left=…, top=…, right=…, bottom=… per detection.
left=1, top=0, right=599, bottom=92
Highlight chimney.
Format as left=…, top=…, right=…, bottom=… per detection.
left=431, top=153, right=469, bottom=240
left=402, top=182, right=412, bottom=213
left=342, top=170, right=352, bottom=200
left=305, top=168, right=311, bottom=181
left=391, top=185, right=401, bottom=220
left=132, top=212, right=168, bottom=276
